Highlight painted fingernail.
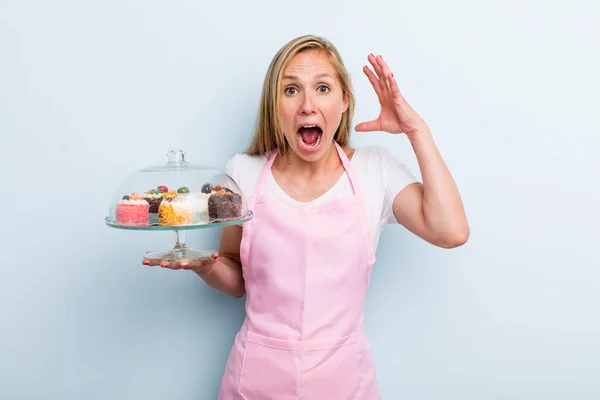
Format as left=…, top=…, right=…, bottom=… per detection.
left=370, top=53, right=374, bottom=57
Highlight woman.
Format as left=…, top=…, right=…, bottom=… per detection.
left=146, top=35, right=469, bottom=399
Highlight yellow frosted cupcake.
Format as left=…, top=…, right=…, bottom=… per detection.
left=158, top=187, right=194, bottom=226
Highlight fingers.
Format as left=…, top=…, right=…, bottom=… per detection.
left=374, top=55, right=391, bottom=77
left=161, top=260, right=182, bottom=270
left=367, top=53, right=384, bottom=79
left=355, top=120, right=380, bottom=132
left=181, top=259, right=211, bottom=270
left=368, top=53, right=405, bottom=101
left=143, top=252, right=219, bottom=271
left=141, top=258, right=185, bottom=270
left=368, top=54, right=397, bottom=94
left=376, top=56, right=393, bottom=93
left=180, top=261, right=191, bottom=269
left=362, top=65, right=383, bottom=101
left=386, top=72, right=405, bottom=102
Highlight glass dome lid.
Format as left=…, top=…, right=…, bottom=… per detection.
left=106, top=149, right=251, bottom=229
left=105, top=149, right=252, bottom=263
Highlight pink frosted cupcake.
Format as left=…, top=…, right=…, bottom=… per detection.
left=116, top=192, right=150, bottom=224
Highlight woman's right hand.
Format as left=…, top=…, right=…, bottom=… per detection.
left=142, top=252, right=220, bottom=276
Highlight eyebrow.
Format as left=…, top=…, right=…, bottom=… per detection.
left=282, top=73, right=334, bottom=81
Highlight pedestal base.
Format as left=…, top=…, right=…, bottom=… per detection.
left=142, top=230, right=215, bottom=263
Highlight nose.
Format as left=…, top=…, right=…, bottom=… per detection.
left=298, top=91, right=317, bottom=115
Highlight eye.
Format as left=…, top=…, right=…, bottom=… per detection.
left=318, top=85, right=330, bottom=93
left=284, top=87, right=298, bottom=95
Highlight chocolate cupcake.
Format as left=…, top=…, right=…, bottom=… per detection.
left=143, top=185, right=168, bottom=224
left=208, top=186, right=242, bottom=221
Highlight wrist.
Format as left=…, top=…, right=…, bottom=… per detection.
left=407, top=124, right=431, bottom=144
left=194, top=261, right=217, bottom=279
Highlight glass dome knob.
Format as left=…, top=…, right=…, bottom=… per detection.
left=167, top=149, right=187, bottom=164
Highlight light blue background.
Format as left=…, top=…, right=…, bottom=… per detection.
left=1, top=0, right=599, bottom=398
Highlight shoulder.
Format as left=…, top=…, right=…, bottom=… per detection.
left=351, top=145, right=406, bottom=172
left=224, top=153, right=267, bottom=195
left=350, top=146, right=419, bottom=225
left=351, top=144, right=419, bottom=199
left=351, top=145, right=395, bottom=159
left=225, top=153, right=267, bottom=173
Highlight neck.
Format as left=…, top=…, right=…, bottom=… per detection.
left=274, top=141, right=341, bottom=178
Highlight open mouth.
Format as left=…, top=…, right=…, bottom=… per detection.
left=297, top=125, right=323, bottom=153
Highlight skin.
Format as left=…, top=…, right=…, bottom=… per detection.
left=144, top=50, right=470, bottom=298
left=273, top=50, right=351, bottom=202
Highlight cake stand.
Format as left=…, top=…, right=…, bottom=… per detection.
left=105, top=149, right=253, bottom=263
left=105, top=213, right=253, bottom=263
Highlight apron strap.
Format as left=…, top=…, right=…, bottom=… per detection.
left=248, top=141, right=363, bottom=206
left=247, top=148, right=278, bottom=209
left=333, top=141, right=363, bottom=198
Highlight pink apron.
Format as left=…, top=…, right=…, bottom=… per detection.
left=218, top=141, right=380, bottom=399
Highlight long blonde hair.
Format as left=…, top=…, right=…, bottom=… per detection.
left=246, top=35, right=355, bottom=158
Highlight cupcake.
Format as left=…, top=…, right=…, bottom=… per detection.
left=143, top=185, right=168, bottom=224
left=116, top=192, right=150, bottom=225
left=192, top=183, right=214, bottom=223
left=158, top=187, right=194, bottom=226
left=208, top=186, right=242, bottom=221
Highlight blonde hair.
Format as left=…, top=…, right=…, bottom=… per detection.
left=246, top=35, right=355, bottom=158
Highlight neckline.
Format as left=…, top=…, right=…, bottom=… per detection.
left=248, top=140, right=364, bottom=212
left=268, top=142, right=356, bottom=204
left=267, top=168, right=348, bottom=205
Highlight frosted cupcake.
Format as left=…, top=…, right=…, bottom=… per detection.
left=192, top=183, right=215, bottom=223
left=116, top=192, right=150, bottom=225
left=143, top=185, right=168, bottom=224
left=158, top=187, right=194, bottom=226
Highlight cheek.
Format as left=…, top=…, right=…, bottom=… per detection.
left=323, top=102, right=345, bottom=129
left=279, top=103, right=295, bottom=125
left=279, top=102, right=298, bottom=141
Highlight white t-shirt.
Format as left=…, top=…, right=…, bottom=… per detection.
left=224, top=146, right=419, bottom=252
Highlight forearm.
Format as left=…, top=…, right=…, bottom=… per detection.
left=409, top=126, right=469, bottom=245
left=195, top=256, right=246, bottom=298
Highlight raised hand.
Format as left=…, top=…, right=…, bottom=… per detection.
left=355, top=54, right=427, bottom=138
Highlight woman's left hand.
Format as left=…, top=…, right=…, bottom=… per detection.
left=355, top=54, right=427, bottom=138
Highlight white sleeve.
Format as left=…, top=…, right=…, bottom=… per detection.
left=222, top=155, right=240, bottom=192
left=221, top=153, right=264, bottom=201
left=221, top=155, right=246, bottom=226
left=379, top=148, right=420, bottom=225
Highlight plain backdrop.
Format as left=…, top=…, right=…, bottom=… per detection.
left=1, top=0, right=599, bottom=399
